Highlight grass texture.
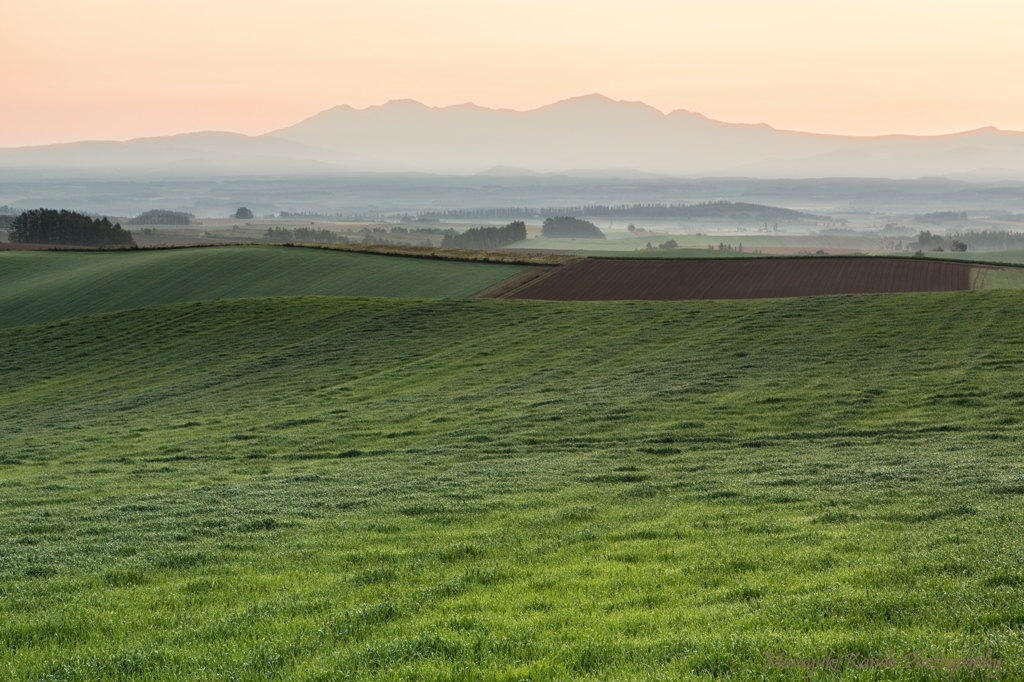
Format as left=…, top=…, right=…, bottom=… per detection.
left=0, top=246, right=531, bottom=328
left=2, top=293, right=1024, bottom=679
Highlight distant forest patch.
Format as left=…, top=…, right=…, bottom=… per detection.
left=8, top=209, right=136, bottom=247
left=419, top=201, right=823, bottom=222
left=915, top=211, right=969, bottom=225
left=126, top=210, right=194, bottom=225
left=542, top=217, right=605, bottom=239
left=264, top=227, right=347, bottom=243
left=910, top=229, right=1024, bottom=252
left=441, top=222, right=526, bottom=249
left=954, top=230, right=1024, bottom=251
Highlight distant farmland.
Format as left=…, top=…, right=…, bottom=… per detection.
left=0, top=245, right=533, bottom=327
left=503, top=257, right=1024, bottom=300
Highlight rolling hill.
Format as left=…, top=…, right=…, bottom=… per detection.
left=0, top=246, right=532, bottom=328
left=1, top=292, right=1023, bottom=679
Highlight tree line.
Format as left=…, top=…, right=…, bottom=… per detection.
left=264, top=227, right=346, bottom=243
left=440, top=221, right=526, bottom=249
left=420, top=201, right=819, bottom=222
left=914, top=211, right=968, bottom=225
left=949, top=230, right=1024, bottom=251
left=8, top=209, right=136, bottom=247
left=911, top=229, right=1024, bottom=252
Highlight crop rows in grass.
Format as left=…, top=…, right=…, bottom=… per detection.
left=2, top=292, right=1024, bottom=679
left=0, top=245, right=533, bottom=328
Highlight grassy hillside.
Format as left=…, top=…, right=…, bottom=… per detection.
left=2, top=292, right=1024, bottom=679
left=0, top=246, right=532, bottom=328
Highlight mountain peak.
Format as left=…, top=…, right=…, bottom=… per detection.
left=531, top=94, right=665, bottom=116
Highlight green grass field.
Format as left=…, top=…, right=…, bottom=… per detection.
left=0, top=246, right=531, bottom=328
left=3, top=292, right=1024, bottom=680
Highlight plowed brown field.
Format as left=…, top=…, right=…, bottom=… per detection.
left=505, top=258, right=972, bottom=300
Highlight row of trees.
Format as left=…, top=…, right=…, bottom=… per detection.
left=440, top=221, right=526, bottom=249
left=7, top=209, right=136, bottom=247
left=948, top=230, right=1024, bottom=251
left=906, top=229, right=1021, bottom=252
left=264, top=226, right=346, bottom=243
left=915, top=212, right=968, bottom=225
left=420, top=201, right=819, bottom=222
left=541, top=216, right=605, bottom=239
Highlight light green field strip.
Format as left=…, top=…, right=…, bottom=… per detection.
left=929, top=249, right=1024, bottom=266
left=575, top=248, right=770, bottom=259
left=0, top=246, right=531, bottom=327
left=971, top=266, right=1024, bottom=290
left=2, top=292, right=1024, bottom=679
left=509, top=234, right=786, bottom=251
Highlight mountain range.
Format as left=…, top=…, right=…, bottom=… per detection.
left=4, top=94, right=1024, bottom=179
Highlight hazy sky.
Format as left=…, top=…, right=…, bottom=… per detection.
left=4, top=0, right=1024, bottom=146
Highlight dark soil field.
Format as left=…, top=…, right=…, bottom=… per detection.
left=505, top=257, right=972, bottom=300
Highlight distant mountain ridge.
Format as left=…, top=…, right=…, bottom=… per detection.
left=3, top=94, right=1024, bottom=179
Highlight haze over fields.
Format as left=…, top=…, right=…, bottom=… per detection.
left=5, top=95, right=1024, bottom=179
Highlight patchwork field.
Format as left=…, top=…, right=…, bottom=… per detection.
left=506, top=257, right=980, bottom=301
left=508, top=232, right=892, bottom=254
left=2, top=293, right=1024, bottom=679
left=0, top=246, right=532, bottom=328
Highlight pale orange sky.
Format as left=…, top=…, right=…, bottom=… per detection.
left=3, top=0, right=1024, bottom=147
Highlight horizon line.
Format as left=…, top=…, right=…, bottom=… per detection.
left=3, top=94, right=1020, bottom=151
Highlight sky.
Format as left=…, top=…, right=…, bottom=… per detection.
left=3, top=0, right=1024, bottom=147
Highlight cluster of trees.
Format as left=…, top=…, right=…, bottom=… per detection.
left=7, top=209, right=136, bottom=247
left=440, top=221, right=526, bottom=249
left=541, top=217, right=605, bottom=239
left=126, top=209, right=194, bottom=225
left=421, top=201, right=818, bottom=222
left=947, top=230, right=1024, bottom=251
left=264, top=227, right=346, bottom=243
left=1, top=206, right=20, bottom=228
left=234, top=207, right=254, bottom=220
left=911, top=230, right=967, bottom=252
left=643, top=240, right=679, bottom=250
left=915, top=211, right=968, bottom=225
